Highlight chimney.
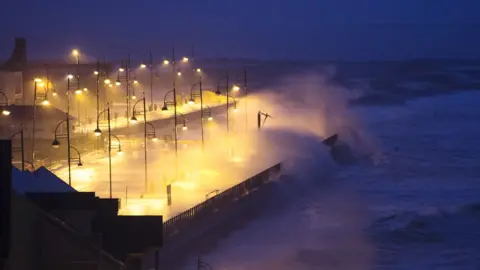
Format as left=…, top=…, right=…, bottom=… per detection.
left=2, top=38, right=27, bottom=71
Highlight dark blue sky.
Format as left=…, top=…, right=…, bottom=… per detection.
left=2, top=0, right=480, bottom=61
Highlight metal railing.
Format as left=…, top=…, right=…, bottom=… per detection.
left=163, top=163, right=281, bottom=237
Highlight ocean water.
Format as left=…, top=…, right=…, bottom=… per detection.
left=182, top=90, right=480, bottom=269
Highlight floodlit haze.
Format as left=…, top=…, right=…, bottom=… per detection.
left=2, top=0, right=480, bottom=60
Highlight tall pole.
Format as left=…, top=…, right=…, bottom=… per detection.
left=143, top=93, right=147, bottom=193
left=67, top=113, right=72, bottom=186
left=96, top=59, right=100, bottom=117
left=67, top=74, right=72, bottom=186
left=126, top=55, right=131, bottom=128
left=32, top=81, right=37, bottom=164
left=244, top=67, right=248, bottom=132
left=226, top=74, right=229, bottom=134
left=200, top=78, right=204, bottom=152
left=172, top=47, right=178, bottom=157
left=107, top=103, right=112, bottom=198
left=172, top=46, right=179, bottom=183
left=149, top=51, right=153, bottom=111
left=20, top=125, right=24, bottom=172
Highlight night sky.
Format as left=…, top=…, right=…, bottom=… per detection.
left=2, top=0, right=480, bottom=61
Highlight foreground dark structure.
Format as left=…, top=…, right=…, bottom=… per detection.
left=0, top=139, right=281, bottom=270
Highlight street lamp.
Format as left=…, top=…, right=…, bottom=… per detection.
left=0, top=90, right=10, bottom=116
left=52, top=113, right=73, bottom=185
left=116, top=56, right=137, bottom=127
left=32, top=77, right=51, bottom=165
left=215, top=74, right=233, bottom=133
left=95, top=103, right=114, bottom=198
left=161, top=89, right=175, bottom=111
left=131, top=93, right=150, bottom=193
left=10, top=125, right=25, bottom=171
left=189, top=79, right=206, bottom=151
left=69, top=146, right=83, bottom=166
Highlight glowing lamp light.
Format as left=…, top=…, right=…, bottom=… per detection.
left=233, top=107, right=238, bottom=112
left=41, top=99, right=50, bottom=106
left=2, top=110, right=10, bottom=116
left=109, top=84, right=113, bottom=88
left=52, top=139, right=60, bottom=148
left=75, top=89, right=82, bottom=95
left=163, top=60, right=170, bottom=65
left=72, top=49, right=79, bottom=56
left=34, top=78, right=42, bottom=83
left=83, top=88, right=88, bottom=92
left=130, top=116, right=138, bottom=124
left=152, top=137, right=158, bottom=142
left=67, top=74, right=74, bottom=79
left=118, top=149, right=124, bottom=155
left=196, top=68, right=201, bottom=73
left=182, top=125, right=188, bottom=131
left=131, top=95, right=137, bottom=100
left=188, top=99, right=195, bottom=105
left=94, top=71, right=99, bottom=75
left=119, top=68, right=125, bottom=72
left=104, top=79, right=111, bottom=84
left=177, top=72, right=182, bottom=76
left=38, top=82, right=45, bottom=87
left=207, top=116, right=213, bottom=121
left=233, top=85, right=240, bottom=92
left=52, top=92, right=58, bottom=96
left=133, top=80, right=139, bottom=84
left=115, top=80, right=121, bottom=86
left=94, top=128, right=102, bottom=136
left=182, top=57, right=189, bottom=63
left=140, top=64, right=147, bottom=68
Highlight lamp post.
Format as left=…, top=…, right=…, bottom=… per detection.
left=140, top=52, right=154, bottom=111
left=94, top=103, right=114, bottom=198
left=116, top=55, right=136, bottom=128
left=130, top=93, right=149, bottom=193
left=10, top=125, right=24, bottom=171
left=215, top=74, right=231, bottom=133
left=188, top=78, right=205, bottom=151
left=52, top=113, right=73, bottom=185
left=0, top=90, right=10, bottom=116
left=32, top=77, right=50, bottom=165
left=69, top=146, right=83, bottom=166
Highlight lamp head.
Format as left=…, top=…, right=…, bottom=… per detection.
left=42, top=99, right=50, bottom=106
left=94, top=128, right=102, bottom=136
left=94, top=71, right=99, bottom=75
left=215, top=90, right=221, bottom=96
left=52, top=139, right=60, bottom=148
left=77, top=161, right=83, bottom=167
left=163, top=60, right=170, bottom=65
left=52, top=92, right=58, bottom=96
left=104, top=79, right=111, bottom=84
left=130, top=116, right=137, bottom=124
left=152, top=137, right=158, bottom=142
left=233, top=85, right=240, bottom=92
left=208, top=116, right=213, bottom=121
left=118, top=149, right=124, bottom=155
left=161, top=105, right=168, bottom=111
left=188, top=99, right=195, bottom=105
left=75, top=89, right=82, bottom=95
left=115, top=80, right=121, bottom=86
left=119, top=68, right=125, bottom=72
left=2, top=109, right=11, bottom=116
left=140, top=64, right=147, bottom=68
left=182, top=125, right=188, bottom=131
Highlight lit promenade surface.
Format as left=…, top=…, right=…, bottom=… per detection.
left=72, top=93, right=231, bottom=134
left=49, top=97, right=279, bottom=220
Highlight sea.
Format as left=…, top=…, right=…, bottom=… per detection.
left=177, top=60, right=480, bottom=270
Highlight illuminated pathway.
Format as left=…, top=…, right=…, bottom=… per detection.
left=50, top=103, right=274, bottom=220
